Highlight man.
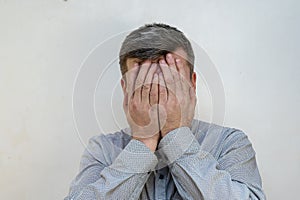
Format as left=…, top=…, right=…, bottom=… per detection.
left=65, top=23, right=265, bottom=200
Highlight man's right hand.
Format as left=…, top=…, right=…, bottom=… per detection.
left=123, top=61, right=165, bottom=152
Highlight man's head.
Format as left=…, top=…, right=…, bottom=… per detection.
left=119, top=23, right=197, bottom=140
left=119, top=23, right=195, bottom=79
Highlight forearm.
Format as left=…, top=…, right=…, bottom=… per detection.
left=169, top=149, right=264, bottom=199
left=65, top=139, right=158, bottom=200
left=157, top=127, right=265, bottom=200
left=68, top=168, right=151, bottom=200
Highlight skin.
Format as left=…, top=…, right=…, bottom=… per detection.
left=121, top=48, right=197, bottom=152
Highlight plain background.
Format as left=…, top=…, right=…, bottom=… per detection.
left=1, top=1, right=299, bottom=199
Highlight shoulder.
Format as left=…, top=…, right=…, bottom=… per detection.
left=191, top=119, right=252, bottom=158
left=81, top=129, right=131, bottom=166
left=191, top=119, right=249, bottom=141
left=88, top=129, right=131, bottom=149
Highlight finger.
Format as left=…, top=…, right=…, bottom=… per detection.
left=166, top=54, right=182, bottom=101
left=158, top=72, right=167, bottom=104
left=166, top=54, right=181, bottom=82
left=176, top=58, right=189, bottom=97
left=134, top=61, right=151, bottom=102
left=166, top=54, right=177, bottom=76
left=156, top=66, right=162, bottom=74
left=150, top=73, right=159, bottom=105
left=176, top=58, right=189, bottom=79
left=142, top=63, right=158, bottom=104
left=126, top=63, right=139, bottom=101
left=159, top=59, right=175, bottom=98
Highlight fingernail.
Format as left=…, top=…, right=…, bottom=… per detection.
left=175, top=59, right=181, bottom=63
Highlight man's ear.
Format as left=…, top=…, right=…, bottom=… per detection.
left=121, top=78, right=126, bottom=94
left=191, top=72, right=196, bottom=89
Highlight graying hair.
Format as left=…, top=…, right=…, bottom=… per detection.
left=119, top=23, right=195, bottom=78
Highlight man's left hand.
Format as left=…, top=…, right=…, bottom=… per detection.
left=158, top=54, right=197, bottom=137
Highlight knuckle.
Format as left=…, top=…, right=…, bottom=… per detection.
left=159, top=87, right=166, bottom=92
left=150, top=90, right=157, bottom=96
left=171, top=70, right=178, bottom=78
left=135, top=78, right=143, bottom=86
left=143, top=84, right=151, bottom=91
left=165, top=76, right=173, bottom=84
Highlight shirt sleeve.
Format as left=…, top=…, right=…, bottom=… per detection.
left=64, top=135, right=158, bottom=200
left=157, top=127, right=266, bottom=200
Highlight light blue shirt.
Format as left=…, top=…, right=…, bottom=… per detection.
left=65, top=119, right=265, bottom=199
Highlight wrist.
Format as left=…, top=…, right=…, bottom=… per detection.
left=133, top=136, right=159, bottom=152
left=161, top=125, right=191, bottom=137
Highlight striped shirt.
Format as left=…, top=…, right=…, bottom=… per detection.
left=65, top=119, right=265, bottom=200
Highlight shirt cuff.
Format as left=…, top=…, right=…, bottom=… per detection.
left=110, top=139, right=158, bottom=173
left=156, top=127, right=196, bottom=165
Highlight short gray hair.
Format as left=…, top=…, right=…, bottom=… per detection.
left=119, top=23, right=195, bottom=78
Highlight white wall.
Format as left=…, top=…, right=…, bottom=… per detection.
left=1, top=1, right=299, bottom=199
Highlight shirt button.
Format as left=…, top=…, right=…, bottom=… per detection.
left=159, top=174, right=164, bottom=179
